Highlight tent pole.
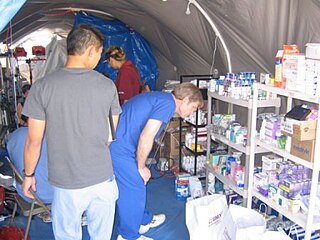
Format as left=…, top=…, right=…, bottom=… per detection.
left=187, top=0, right=232, bottom=73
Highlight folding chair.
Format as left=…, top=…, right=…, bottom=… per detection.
left=5, top=156, right=51, bottom=240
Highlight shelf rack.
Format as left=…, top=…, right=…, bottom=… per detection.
left=247, top=83, right=320, bottom=240
left=179, top=74, right=213, bottom=176
left=206, top=89, right=281, bottom=205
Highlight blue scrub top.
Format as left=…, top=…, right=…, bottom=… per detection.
left=111, top=91, right=175, bottom=157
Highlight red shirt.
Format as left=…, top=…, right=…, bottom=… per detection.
left=115, top=60, right=141, bottom=105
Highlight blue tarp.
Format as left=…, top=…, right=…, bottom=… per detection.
left=74, top=12, right=158, bottom=90
left=0, top=0, right=27, bottom=33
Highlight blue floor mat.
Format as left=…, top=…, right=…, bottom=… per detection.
left=0, top=165, right=189, bottom=240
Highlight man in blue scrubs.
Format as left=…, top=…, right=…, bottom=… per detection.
left=111, top=83, right=204, bottom=240
left=7, top=127, right=53, bottom=204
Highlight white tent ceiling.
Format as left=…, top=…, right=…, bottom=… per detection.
left=1, top=0, right=320, bottom=89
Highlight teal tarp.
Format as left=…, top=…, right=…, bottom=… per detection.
left=0, top=0, right=27, bottom=33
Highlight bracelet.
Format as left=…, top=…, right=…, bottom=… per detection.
left=23, top=169, right=35, bottom=177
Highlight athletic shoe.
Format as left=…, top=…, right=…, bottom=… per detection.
left=117, top=234, right=153, bottom=240
left=139, top=214, right=166, bottom=234
left=81, top=213, right=87, bottom=226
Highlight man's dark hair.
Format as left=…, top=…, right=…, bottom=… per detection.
left=67, top=24, right=105, bottom=55
left=22, top=84, right=31, bottom=94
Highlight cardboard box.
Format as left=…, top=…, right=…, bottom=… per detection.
left=166, top=119, right=189, bottom=133
left=290, top=138, right=315, bottom=162
left=281, top=118, right=317, bottom=141
left=163, top=131, right=186, bottom=158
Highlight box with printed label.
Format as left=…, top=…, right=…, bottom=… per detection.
left=290, top=138, right=315, bottom=162
left=281, top=118, right=317, bottom=141
left=261, top=154, right=282, bottom=172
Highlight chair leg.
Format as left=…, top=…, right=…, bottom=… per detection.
left=24, top=201, right=35, bottom=240
left=9, top=202, right=18, bottom=225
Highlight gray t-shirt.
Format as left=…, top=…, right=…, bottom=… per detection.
left=22, top=68, right=122, bottom=189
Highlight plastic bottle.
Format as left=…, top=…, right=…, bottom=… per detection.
left=226, top=156, right=236, bottom=177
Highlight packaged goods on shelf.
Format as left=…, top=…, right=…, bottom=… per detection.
left=226, top=191, right=243, bottom=205
left=274, top=44, right=300, bottom=89
left=184, top=132, right=206, bottom=152
left=189, top=176, right=204, bottom=199
left=283, top=54, right=306, bottom=92
left=190, top=79, right=209, bottom=89
left=306, top=43, right=320, bottom=60
left=290, top=138, right=315, bottom=162
left=182, top=155, right=206, bottom=175
left=305, top=43, right=320, bottom=97
left=261, top=154, right=283, bottom=172
left=306, top=44, right=320, bottom=98
left=281, top=118, right=317, bottom=141
left=208, top=72, right=256, bottom=100
left=184, top=109, right=206, bottom=125
left=259, top=114, right=281, bottom=144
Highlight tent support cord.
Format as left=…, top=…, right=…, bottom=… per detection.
left=188, top=0, right=232, bottom=72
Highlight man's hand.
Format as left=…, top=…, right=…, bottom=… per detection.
left=138, top=166, right=151, bottom=185
left=22, top=176, right=37, bottom=199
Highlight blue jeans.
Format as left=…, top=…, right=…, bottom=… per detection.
left=52, top=177, right=118, bottom=240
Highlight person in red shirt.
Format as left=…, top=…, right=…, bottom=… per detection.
left=105, top=46, right=141, bottom=105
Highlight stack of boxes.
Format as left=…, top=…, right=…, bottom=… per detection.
left=274, top=43, right=320, bottom=96
left=305, top=43, right=320, bottom=96
left=281, top=118, right=317, bottom=162
left=253, top=154, right=312, bottom=214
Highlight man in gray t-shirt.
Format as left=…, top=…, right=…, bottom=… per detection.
left=22, top=25, right=121, bottom=240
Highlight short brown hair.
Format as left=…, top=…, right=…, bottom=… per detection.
left=172, top=82, right=204, bottom=107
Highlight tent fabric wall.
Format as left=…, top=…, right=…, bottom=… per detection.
left=0, top=0, right=320, bottom=89
left=32, top=36, right=67, bottom=82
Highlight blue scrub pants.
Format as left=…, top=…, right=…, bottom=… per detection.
left=51, top=178, right=118, bottom=240
left=112, top=154, right=153, bottom=240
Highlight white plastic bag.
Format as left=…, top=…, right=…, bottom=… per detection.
left=221, top=204, right=266, bottom=240
left=189, top=176, right=204, bottom=199
left=186, top=194, right=228, bottom=240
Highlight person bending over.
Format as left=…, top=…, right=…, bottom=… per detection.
left=7, top=127, right=53, bottom=204
left=110, top=82, right=203, bottom=240
left=105, top=45, right=141, bottom=105
left=21, top=24, right=121, bottom=240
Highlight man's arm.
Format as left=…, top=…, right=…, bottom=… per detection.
left=22, top=117, right=45, bottom=199
left=136, top=119, right=162, bottom=184
left=112, top=115, right=119, bottom=132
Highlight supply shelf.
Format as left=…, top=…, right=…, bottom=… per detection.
left=206, top=87, right=281, bottom=207
left=211, top=132, right=268, bottom=155
left=179, top=74, right=213, bottom=176
left=206, top=163, right=245, bottom=197
left=247, top=83, right=320, bottom=240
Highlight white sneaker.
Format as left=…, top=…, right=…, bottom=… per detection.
left=81, top=214, right=87, bottom=226
left=139, top=214, right=166, bottom=234
left=117, top=234, right=153, bottom=240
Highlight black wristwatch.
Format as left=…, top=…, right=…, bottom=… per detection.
left=23, top=169, right=35, bottom=177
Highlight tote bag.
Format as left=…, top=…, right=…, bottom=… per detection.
left=186, top=194, right=228, bottom=240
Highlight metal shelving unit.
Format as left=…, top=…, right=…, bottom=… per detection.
left=247, top=83, right=320, bottom=240
left=206, top=89, right=281, bottom=205
left=179, top=74, right=213, bottom=176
